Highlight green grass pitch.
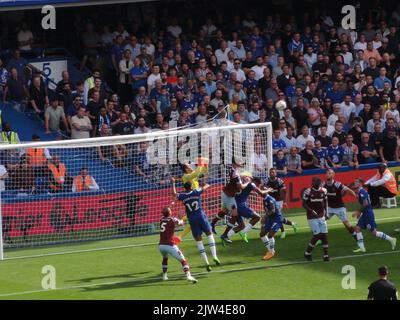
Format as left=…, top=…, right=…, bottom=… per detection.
left=0, top=204, right=399, bottom=300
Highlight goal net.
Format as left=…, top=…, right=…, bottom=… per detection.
left=0, top=122, right=272, bottom=259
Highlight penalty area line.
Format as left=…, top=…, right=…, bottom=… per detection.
left=0, top=249, right=399, bottom=298
left=3, top=216, right=400, bottom=261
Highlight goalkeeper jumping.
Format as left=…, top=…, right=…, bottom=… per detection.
left=174, top=158, right=209, bottom=244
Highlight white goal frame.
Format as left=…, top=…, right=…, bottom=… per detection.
left=0, top=122, right=273, bottom=260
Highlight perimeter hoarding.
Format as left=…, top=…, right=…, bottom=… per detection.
left=1, top=167, right=381, bottom=239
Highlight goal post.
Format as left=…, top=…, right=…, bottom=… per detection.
left=0, top=122, right=273, bottom=259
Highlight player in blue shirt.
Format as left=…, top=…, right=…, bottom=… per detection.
left=223, top=176, right=268, bottom=243
left=260, top=191, right=285, bottom=261
left=171, top=178, right=220, bottom=271
left=352, top=178, right=397, bottom=253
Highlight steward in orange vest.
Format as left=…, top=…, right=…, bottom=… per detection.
left=366, top=163, right=398, bottom=207
left=48, top=155, right=67, bottom=192
left=72, top=168, right=99, bottom=193
left=26, top=135, right=50, bottom=169
left=27, top=148, right=48, bottom=166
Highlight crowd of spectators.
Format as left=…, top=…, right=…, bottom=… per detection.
left=1, top=2, right=400, bottom=182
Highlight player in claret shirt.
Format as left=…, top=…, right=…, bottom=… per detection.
left=302, top=177, right=330, bottom=262
left=265, top=168, right=297, bottom=239
left=211, top=157, right=250, bottom=244
left=158, top=207, right=198, bottom=283
left=352, top=178, right=397, bottom=253
left=323, top=169, right=358, bottom=240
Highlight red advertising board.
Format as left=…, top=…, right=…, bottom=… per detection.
left=2, top=169, right=377, bottom=238
left=277, top=168, right=377, bottom=208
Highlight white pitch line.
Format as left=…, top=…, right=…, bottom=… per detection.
left=0, top=249, right=399, bottom=298
left=3, top=216, right=400, bottom=261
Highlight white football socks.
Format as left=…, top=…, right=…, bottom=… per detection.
left=207, top=235, right=217, bottom=258
left=197, top=241, right=209, bottom=265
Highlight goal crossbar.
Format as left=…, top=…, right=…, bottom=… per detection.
left=0, top=122, right=273, bottom=259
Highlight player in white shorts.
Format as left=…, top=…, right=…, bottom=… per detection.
left=302, top=177, right=330, bottom=262
left=323, top=169, right=358, bottom=240
left=159, top=207, right=198, bottom=283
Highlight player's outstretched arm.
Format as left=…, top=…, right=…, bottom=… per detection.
left=256, top=187, right=274, bottom=197
left=343, top=186, right=357, bottom=198
left=201, top=183, right=211, bottom=192
left=175, top=218, right=185, bottom=227
left=238, top=176, right=251, bottom=190
left=183, top=167, right=202, bottom=182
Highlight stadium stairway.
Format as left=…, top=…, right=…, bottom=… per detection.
left=0, top=103, right=58, bottom=142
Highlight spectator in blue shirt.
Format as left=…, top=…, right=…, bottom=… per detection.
left=155, top=87, right=171, bottom=114
left=326, top=81, right=344, bottom=104
left=247, top=26, right=265, bottom=51
left=150, top=80, right=163, bottom=110
left=6, top=49, right=28, bottom=84
left=273, top=149, right=288, bottom=176
left=130, top=57, right=148, bottom=94
left=194, top=84, right=207, bottom=106
left=248, top=40, right=263, bottom=60
left=272, top=129, right=288, bottom=156
left=327, top=136, right=345, bottom=169
left=180, top=90, right=196, bottom=115
left=313, top=139, right=329, bottom=169
left=285, top=76, right=297, bottom=98
left=204, top=73, right=216, bottom=97
left=267, top=45, right=279, bottom=69
left=288, top=33, right=304, bottom=54
left=189, top=40, right=204, bottom=60
left=373, top=67, right=392, bottom=92
left=111, top=35, right=125, bottom=72
left=242, top=70, right=258, bottom=96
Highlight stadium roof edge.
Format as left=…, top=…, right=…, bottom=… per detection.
left=0, top=0, right=163, bottom=12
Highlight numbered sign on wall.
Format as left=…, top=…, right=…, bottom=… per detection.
left=30, top=60, right=68, bottom=90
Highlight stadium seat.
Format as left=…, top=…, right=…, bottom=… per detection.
left=380, top=197, right=398, bottom=209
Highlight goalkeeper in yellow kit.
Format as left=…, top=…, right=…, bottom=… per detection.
left=174, top=158, right=209, bottom=244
